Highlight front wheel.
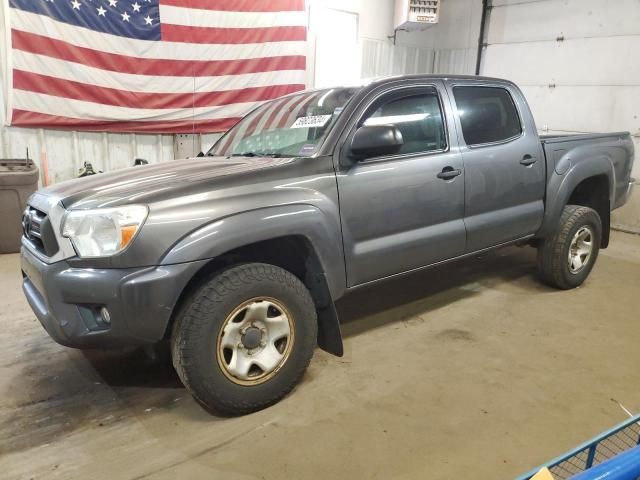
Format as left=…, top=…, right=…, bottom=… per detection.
left=537, top=205, right=602, bottom=290
left=171, top=263, right=317, bottom=415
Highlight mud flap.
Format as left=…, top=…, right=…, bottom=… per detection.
left=317, top=301, right=343, bottom=357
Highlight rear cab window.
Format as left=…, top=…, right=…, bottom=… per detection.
left=452, top=86, right=522, bottom=146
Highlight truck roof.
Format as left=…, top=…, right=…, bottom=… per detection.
left=363, top=73, right=510, bottom=85
left=286, top=74, right=514, bottom=99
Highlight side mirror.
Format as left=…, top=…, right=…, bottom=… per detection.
left=350, top=125, right=403, bottom=160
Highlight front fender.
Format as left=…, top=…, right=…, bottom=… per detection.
left=159, top=204, right=346, bottom=301
left=539, top=154, right=614, bottom=238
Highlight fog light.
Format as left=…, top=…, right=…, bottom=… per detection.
left=100, top=307, right=111, bottom=324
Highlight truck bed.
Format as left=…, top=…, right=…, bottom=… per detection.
left=539, top=131, right=635, bottom=212
left=539, top=131, right=630, bottom=144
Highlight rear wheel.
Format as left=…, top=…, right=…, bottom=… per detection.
left=171, top=263, right=317, bottom=415
left=537, top=205, right=602, bottom=290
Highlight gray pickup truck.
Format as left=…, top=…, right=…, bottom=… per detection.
left=21, top=75, right=635, bottom=415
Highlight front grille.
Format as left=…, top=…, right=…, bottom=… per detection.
left=22, top=206, right=59, bottom=257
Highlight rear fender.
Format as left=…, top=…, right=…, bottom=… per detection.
left=539, top=154, right=614, bottom=239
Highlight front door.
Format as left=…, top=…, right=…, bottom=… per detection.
left=336, top=83, right=466, bottom=286
left=446, top=82, right=546, bottom=252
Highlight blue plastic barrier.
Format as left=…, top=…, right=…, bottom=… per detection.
left=517, top=415, right=640, bottom=480
left=570, top=445, right=640, bottom=480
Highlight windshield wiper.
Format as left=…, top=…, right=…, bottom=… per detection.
left=230, top=152, right=286, bottom=158
left=230, top=152, right=258, bottom=157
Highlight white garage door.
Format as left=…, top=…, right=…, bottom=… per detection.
left=481, top=0, right=640, bottom=231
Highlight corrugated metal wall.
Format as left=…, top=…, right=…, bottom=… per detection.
left=481, top=0, right=640, bottom=232
left=362, top=39, right=477, bottom=78
left=0, top=127, right=173, bottom=184
left=362, top=0, right=482, bottom=78
left=0, top=126, right=224, bottom=186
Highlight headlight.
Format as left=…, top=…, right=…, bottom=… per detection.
left=61, top=205, right=148, bottom=257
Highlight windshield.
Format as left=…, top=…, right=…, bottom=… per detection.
left=208, top=87, right=358, bottom=158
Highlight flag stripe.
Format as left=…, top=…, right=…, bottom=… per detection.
left=215, top=91, right=318, bottom=153
left=160, top=0, right=306, bottom=12
left=12, top=30, right=306, bottom=78
left=11, top=10, right=307, bottom=61
left=13, top=50, right=304, bottom=94
left=270, top=93, right=308, bottom=129
left=277, top=91, right=319, bottom=128
left=216, top=105, right=261, bottom=153
left=160, top=24, right=306, bottom=44
left=215, top=98, right=287, bottom=152
left=159, top=5, right=306, bottom=28
left=261, top=97, right=294, bottom=133
left=14, top=70, right=304, bottom=109
left=8, top=1, right=307, bottom=133
left=215, top=104, right=267, bottom=152
left=236, top=95, right=291, bottom=143
left=12, top=109, right=241, bottom=133
left=12, top=90, right=264, bottom=122
left=239, top=102, right=278, bottom=140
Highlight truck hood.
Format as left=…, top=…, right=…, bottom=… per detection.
left=38, top=156, right=294, bottom=210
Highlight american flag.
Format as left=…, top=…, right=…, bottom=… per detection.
left=7, top=0, right=307, bottom=133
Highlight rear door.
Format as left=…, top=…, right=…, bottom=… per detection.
left=446, top=81, right=546, bottom=252
left=335, top=81, right=466, bottom=286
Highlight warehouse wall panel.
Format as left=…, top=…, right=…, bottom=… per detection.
left=488, top=0, right=640, bottom=43
left=0, top=126, right=174, bottom=185
left=362, top=0, right=482, bottom=78
left=482, top=0, right=640, bottom=232
left=482, top=37, right=640, bottom=86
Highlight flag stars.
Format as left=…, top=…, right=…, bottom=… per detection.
left=41, top=0, right=159, bottom=35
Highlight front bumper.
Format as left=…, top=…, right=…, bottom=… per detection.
left=21, top=246, right=208, bottom=349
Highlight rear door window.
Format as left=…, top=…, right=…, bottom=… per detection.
left=453, top=86, right=522, bottom=146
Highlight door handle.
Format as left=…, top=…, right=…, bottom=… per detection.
left=520, top=154, right=537, bottom=166
left=437, top=166, right=462, bottom=180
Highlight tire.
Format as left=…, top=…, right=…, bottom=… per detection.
left=171, top=263, right=317, bottom=415
left=537, top=205, right=602, bottom=290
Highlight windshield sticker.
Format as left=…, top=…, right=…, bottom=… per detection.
left=299, top=144, right=317, bottom=155
left=290, top=114, right=332, bottom=129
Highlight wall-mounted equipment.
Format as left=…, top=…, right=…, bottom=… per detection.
left=394, top=0, right=440, bottom=31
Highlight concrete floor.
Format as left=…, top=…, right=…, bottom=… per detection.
left=1, top=231, right=639, bottom=480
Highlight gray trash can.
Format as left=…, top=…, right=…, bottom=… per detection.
left=0, top=158, right=39, bottom=254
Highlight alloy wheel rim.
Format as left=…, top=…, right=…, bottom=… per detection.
left=216, top=297, right=294, bottom=386
left=567, top=225, right=594, bottom=274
